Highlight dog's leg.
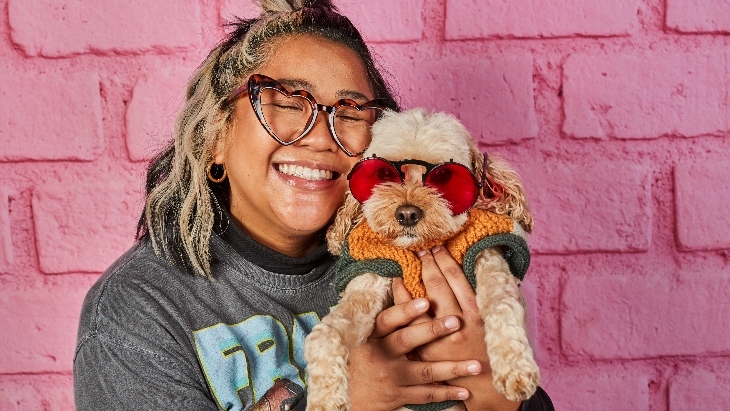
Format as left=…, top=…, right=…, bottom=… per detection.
left=474, top=248, right=540, bottom=402
left=304, top=273, right=392, bottom=411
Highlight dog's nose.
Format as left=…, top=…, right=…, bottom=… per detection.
left=395, top=205, right=423, bottom=227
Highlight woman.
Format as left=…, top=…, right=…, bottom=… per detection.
left=73, top=1, right=553, bottom=410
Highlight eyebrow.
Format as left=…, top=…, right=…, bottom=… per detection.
left=277, top=77, right=371, bottom=103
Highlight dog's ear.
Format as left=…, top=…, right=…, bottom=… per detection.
left=326, top=193, right=364, bottom=255
left=469, top=143, right=505, bottom=205
left=476, top=155, right=534, bottom=234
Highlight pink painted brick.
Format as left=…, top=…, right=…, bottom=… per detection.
left=524, top=162, right=652, bottom=253
left=0, top=188, right=11, bottom=271
left=675, top=160, right=730, bottom=251
left=0, top=287, right=87, bottom=373
left=543, top=372, right=649, bottom=411
left=220, top=0, right=260, bottom=21
left=126, top=69, right=191, bottom=161
left=32, top=179, right=143, bottom=274
left=0, top=72, right=103, bottom=161
left=337, top=0, right=423, bottom=42
left=9, top=0, right=201, bottom=57
left=220, top=0, right=424, bottom=43
left=670, top=368, right=730, bottom=411
left=667, top=0, right=730, bottom=34
left=393, top=55, right=537, bottom=143
left=445, top=0, right=639, bottom=39
left=562, top=271, right=730, bottom=359
left=0, top=375, right=74, bottom=411
left=563, top=52, right=730, bottom=139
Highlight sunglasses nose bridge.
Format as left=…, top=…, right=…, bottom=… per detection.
left=401, top=164, right=426, bottom=184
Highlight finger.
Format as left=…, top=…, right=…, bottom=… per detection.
left=382, top=316, right=461, bottom=356
left=430, top=246, right=478, bottom=313
left=403, top=360, right=482, bottom=385
left=393, top=278, right=431, bottom=326
left=370, top=295, right=430, bottom=339
left=400, top=385, right=470, bottom=405
left=417, top=249, right=461, bottom=317
left=392, top=277, right=413, bottom=305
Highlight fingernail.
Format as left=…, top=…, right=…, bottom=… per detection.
left=413, top=299, right=428, bottom=311
left=457, top=390, right=468, bottom=400
left=416, top=249, right=428, bottom=257
left=431, top=245, right=442, bottom=253
left=444, top=316, right=459, bottom=330
left=467, top=362, right=480, bottom=374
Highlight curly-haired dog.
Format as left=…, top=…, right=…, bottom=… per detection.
left=304, top=108, right=539, bottom=411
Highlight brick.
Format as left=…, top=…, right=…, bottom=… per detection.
left=524, top=161, right=652, bottom=253
left=9, top=0, right=201, bottom=57
left=0, top=72, right=103, bottom=161
left=543, top=372, right=649, bottom=411
left=220, top=0, right=260, bottom=21
left=667, top=0, right=730, bottom=34
left=220, top=0, right=424, bottom=43
left=670, top=368, right=730, bottom=411
left=0, top=375, right=74, bottom=411
left=126, top=69, right=190, bottom=161
left=393, top=55, right=537, bottom=144
left=561, top=270, right=730, bottom=360
left=0, top=287, right=87, bottom=373
left=32, top=179, right=143, bottom=274
left=0, top=188, right=11, bottom=271
left=563, top=52, right=730, bottom=139
left=445, top=0, right=639, bottom=39
left=675, top=160, right=730, bottom=251
left=336, top=0, right=423, bottom=42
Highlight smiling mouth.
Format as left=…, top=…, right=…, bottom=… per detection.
left=276, top=164, right=339, bottom=181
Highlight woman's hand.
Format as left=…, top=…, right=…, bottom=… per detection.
left=392, top=246, right=522, bottom=411
left=347, top=284, right=483, bottom=411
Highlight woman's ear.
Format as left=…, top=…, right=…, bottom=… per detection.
left=212, top=133, right=229, bottom=165
left=326, top=193, right=363, bottom=255
left=211, top=116, right=236, bottom=164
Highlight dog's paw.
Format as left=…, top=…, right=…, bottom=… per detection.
left=493, top=367, right=540, bottom=402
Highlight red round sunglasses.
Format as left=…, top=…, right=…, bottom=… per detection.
left=347, top=154, right=489, bottom=215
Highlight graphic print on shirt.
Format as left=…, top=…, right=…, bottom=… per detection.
left=251, top=378, right=304, bottom=411
left=194, top=312, right=321, bottom=411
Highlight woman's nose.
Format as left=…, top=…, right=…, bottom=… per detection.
left=297, top=112, right=339, bottom=152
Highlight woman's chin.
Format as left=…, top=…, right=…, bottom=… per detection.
left=277, top=209, right=335, bottom=236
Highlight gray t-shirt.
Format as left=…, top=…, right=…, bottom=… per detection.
left=74, top=221, right=338, bottom=411
left=74, top=215, right=554, bottom=411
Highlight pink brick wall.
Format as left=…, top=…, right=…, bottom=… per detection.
left=1, top=0, right=728, bottom=409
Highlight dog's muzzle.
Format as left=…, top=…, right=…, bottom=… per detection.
left=395, top=204, right=423, bottom=227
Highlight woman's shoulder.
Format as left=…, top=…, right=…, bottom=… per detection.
left=82, top=241, right=177, bottom=309
left=76, top=241, right=192, bottom=351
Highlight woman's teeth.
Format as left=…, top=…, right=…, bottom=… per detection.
left=278, top=164, right=333, bottom=180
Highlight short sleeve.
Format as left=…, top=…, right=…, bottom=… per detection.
left=74, top=335, right=219, bottom=410
left=521, top=387, right=555, bottom=411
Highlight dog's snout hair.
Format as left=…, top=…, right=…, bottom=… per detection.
left=394, top=204, right=423, bottom=227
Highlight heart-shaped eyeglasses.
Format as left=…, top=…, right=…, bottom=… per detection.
left=223, top=74, right=397, bottom=157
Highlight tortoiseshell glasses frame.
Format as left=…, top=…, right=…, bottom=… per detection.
left=223, top=74, right=397, bottom=157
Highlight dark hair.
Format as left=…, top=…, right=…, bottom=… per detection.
left=137, top=0, right=400, bottom=277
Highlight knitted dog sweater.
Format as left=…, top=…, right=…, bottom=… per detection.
left=333, top=208, right=530, bottom=298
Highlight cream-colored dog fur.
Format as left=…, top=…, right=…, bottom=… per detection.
left=304, top=109, right=540, bottom=411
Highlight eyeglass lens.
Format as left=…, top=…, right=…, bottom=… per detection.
left=259, top=88, right=379, bottom=155
left=424, top=164, right=479, bottom=214
left=348, top=158, right=479, bottom=214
